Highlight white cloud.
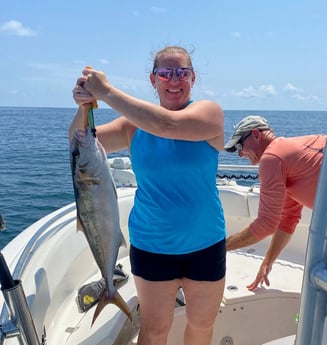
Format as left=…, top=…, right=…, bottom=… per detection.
left=0, top=20, right=37, bottom=37
left=291, top=92, right=318, bottom=101
left=259, top=84, right=276, bottom=95
left=234, top=86, right=258, bottom=98
left=233, top=84, right=277, bottom=98
left=233, top=84, right=276, bottom=98
left=284, top=83, right=303, bottom=93
left=283, top=83, right=319, bottom=102
left=203, top=89, right=215, bottom=97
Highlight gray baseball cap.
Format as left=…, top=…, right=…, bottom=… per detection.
left=224, top=115, right=270, bottom=152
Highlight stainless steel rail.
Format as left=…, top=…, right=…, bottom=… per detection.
left=296, top=142, right=327, bottom=345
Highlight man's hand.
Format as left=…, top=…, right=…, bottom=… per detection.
left=247, top=261, right=272, bottom=291
left=246, top=230, right=292, bottom=291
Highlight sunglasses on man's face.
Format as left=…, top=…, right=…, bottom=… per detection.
left=153, top=67, right=193, bottom=82
left=235, top=132, right=252, bottom=152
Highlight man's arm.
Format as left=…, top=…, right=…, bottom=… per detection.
left=226, top=226, right=260, bottom=251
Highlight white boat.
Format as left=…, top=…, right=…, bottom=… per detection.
left=0, top=155, right=326, bottom=345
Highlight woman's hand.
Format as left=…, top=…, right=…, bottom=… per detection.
left=72, top=77, right=96, bottom=106
left=81, top=67, right=111, bottom=101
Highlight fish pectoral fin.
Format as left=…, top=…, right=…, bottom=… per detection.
left=76, top=176, right=101, bottom=185
left=91, top=290, right=132, bottom=326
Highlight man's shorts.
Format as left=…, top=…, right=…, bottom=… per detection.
left=130, top=239, right=226, bottom=282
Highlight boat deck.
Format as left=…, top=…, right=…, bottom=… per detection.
left=224, top=251, right=303, bottom=305
left=52, top=251, right=303, bottom=345
left=0, top=181, right=308, bottom=345
left=166, top=252, right=303, bottom=345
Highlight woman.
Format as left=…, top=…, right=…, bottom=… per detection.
left=71, top=46, right=226, bottom=345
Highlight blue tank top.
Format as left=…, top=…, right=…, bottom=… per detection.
left=128, top=130, right=226, bottom=254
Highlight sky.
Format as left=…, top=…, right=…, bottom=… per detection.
left=1, top=0, right=326, bottom=111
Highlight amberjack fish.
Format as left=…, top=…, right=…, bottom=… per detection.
left=70, top=123, right=131, bottom=325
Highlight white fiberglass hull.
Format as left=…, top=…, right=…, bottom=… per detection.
left=0, top=167, right=312, bottom=345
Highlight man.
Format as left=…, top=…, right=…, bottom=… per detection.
left=224, top=115, right=326, bottom=290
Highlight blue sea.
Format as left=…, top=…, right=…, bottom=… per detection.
left=0, top=107, right=326, bottom=249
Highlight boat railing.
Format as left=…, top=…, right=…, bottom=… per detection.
left=218, top=164, right=259, bottom=172
left=217, top=164, right=259, bottom=186
left=0, top=253, right=40, bottom=345
left=295, top=141, right=327, bottom=345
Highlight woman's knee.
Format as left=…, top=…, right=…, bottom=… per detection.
left=187, top=313, right=217, bottom=331
left=143, top=320, right=172, bottom=335
left=138, top=317, right=173, bottom=344
left=138, top=303, right=175, bottom=337
left=185, top=298, right=220, bottom=330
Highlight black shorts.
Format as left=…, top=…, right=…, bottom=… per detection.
left=130, top=239, right=226, bottom=282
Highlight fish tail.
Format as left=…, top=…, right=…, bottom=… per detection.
left=91, top=290, right=132, bottom=326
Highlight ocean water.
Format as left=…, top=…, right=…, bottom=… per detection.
left=0, top=107, right=326, bottom=249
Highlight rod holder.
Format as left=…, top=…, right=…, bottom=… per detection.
left=1, top=280, right=40, bottom=345
left=0, top=252, right=40, bottom=345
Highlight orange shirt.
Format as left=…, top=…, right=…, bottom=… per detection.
left=250, top=134, right=326, bottom=239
